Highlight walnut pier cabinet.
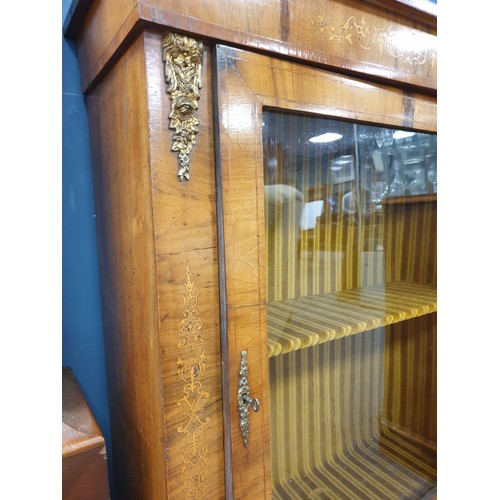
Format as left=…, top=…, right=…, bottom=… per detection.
left=65, top=1, right=437, bottom=498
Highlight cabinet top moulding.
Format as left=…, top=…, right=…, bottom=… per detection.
left=64, top=0, right=437, bottom=95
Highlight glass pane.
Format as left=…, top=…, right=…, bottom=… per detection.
left=263, top=110, right=437, bottom=499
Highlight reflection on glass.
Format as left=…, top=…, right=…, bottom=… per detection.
left=263, top=110, right=437, bottom=499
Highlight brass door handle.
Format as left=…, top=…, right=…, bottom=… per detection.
left=238, top=350, right=260, bottom=447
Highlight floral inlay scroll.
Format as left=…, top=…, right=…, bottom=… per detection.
left=312, top=15, right=436, bottom=68
left=162, top=32, right=203, bottom=182
left=176, top=262, right=209, bottom=498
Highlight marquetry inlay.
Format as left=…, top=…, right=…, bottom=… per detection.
left=176, top=262, right=209, bottom=497
left=312, top=15, right=436, bottom=68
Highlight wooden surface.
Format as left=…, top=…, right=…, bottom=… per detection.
left=214, top=45, right=272, bottom=500
left=382, top=193, right=437, bottom=204
left=62, top=368, right=110, bottom=500
left=215, top=44, right=436, bottom=498
left=144, top=30, right=226, bottom=499
left=66, top=1, right=439, bottom=496
left=267, top=281, right=437, bottom=357
left=66, top=0, right=436, bottom=94
left=75, top=0, right=138, bottom=92
left=87, top=34, right=167, bottom=499
left=86, top=30, right=226, bottom=499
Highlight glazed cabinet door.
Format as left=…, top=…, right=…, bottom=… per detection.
left=214, top=45, right=437, bottom=499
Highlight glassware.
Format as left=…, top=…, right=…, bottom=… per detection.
left=371, top=180, right=388, bottom=204
left=374, top=128, right=394, bottom=148
left=388, top=158, right=406, bottom=196
left=427, top=164, right=437, bottom=193
left=408, top=161, right=427, bottom=195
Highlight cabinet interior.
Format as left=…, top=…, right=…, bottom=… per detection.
left=263, top=109, right=437, bottom=498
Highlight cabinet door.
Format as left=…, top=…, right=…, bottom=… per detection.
left=214, top=45, right=437, bottom=499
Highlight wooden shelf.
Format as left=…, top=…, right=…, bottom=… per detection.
left=382, top=193, right=437, bottom=205
left=267, top=281, right=436, bottom=357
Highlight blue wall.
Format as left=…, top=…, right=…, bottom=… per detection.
left=62, top=0, right=113, bottom=492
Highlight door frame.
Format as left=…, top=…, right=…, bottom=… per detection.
left=212, top=43, right=437, bottom=499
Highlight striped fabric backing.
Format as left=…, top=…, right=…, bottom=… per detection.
left=263, top=112, right=437, bottom=303
left=383, top=314, right=437, bottom=444
left=263, top=111, right=437, bottom=498
left=269, top=317, right=437, bottom=499
left=383, top=201, right=437, bottom=286
left=267, top=281, right=436, bottom=357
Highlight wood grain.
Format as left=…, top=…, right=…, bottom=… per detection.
left=87, top=30, right=226, bottom=499
left=67, top=0, right=436, bottom=94
left=87, top=33, right=167, bottom=500
left=76, top=0, right=138, bottom=93
left=214, top=44, right=272, bottom=500
left=144, top=30, right=226, bottom=499
left=215, top=44, right=436, bottom=498
left=67, top=1, right=439, bottom=495
left=62, top=368, right=110, bottom=500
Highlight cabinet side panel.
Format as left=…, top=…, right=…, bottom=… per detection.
left=87, top=33, right=167, bottom=500
left=76, top=0, right=137, bottom=91
left=143, top=31, right=226, bottom=499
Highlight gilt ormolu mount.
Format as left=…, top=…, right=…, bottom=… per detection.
left=162, top=32, right=203, bottom=181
